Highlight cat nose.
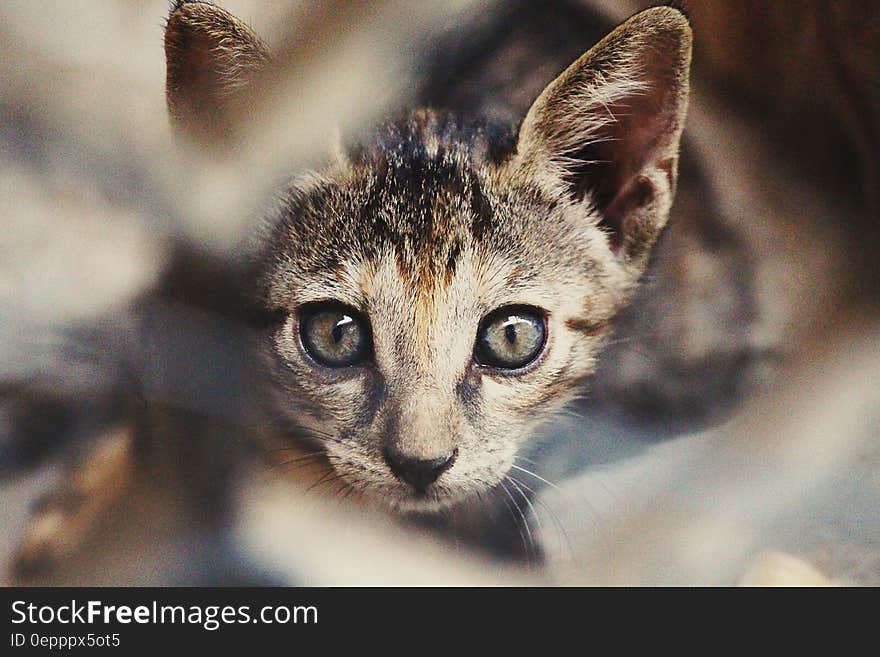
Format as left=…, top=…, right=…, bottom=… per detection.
left=383, top=446, right=457, bottom=492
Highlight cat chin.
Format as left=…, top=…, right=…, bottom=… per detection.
left=366, top=487, right=475, bottom=515
left=392, top=496, right=460, bottom=514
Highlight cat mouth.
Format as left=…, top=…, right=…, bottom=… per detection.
left=353, top=478, right=474, bottom=514
left=387, top=489, right=465, bottom=513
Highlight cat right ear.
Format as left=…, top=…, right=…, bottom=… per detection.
left=514, top=7, right=692, bottom=270
left=165, top=1, right=271, bottom=147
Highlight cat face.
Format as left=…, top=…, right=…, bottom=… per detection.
left=256, top=113, right=627, bottom=511
left=165, top=1, right=692, bottom=512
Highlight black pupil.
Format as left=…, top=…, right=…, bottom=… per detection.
left=331, top=317, right=349, bottom=344
left=504, top=322, right=518, bottom=344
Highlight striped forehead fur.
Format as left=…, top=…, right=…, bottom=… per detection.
left=266, top=110, right=522, bottom=294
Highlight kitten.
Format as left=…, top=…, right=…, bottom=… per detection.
left=212, top=1, right=693, bottom=512
left=9, top=0, right=692, bottom=576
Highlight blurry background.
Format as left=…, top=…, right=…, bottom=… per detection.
left=1, top=0, right=878, bottom=585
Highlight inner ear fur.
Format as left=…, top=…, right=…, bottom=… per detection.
left=515, top=6, right=692, bottom=266
left=165, top=0, right=271, bottom=147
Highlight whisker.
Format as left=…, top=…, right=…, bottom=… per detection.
left=505, top=474, right=543, bottom=550
left=492, top=485, right=528, bottom=557
left=340, top=481, right=358, bottom=501
left=270, top=458, right=321, bottom=474
left=509, top=474, right=575, bottom=561
left=263, top=444, right=305, bottom=453
left=511, top=463, right=563, bottom=492
left=331, top=479, right=351, bottom=498
left=305, top=471, right=347, bottom=493
left=499, top=479, right=535, bottom=561
left=266, top=450, right=326, bottom=468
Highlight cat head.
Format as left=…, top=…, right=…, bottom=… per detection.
left=165, top=1, right=692, bottom=512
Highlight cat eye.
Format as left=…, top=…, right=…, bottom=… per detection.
left=299, top=303, right=371, bottom=368
left=474, top=306, right=547, bottom=370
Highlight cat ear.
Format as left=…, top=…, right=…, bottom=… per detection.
left=515, top=7, right=692, bottom=267
left=164, top=1, right=271, bottom=146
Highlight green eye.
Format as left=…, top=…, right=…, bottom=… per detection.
left=300, top=303, right=370, bottom=367
left=475, top=306, right=546, bottom=370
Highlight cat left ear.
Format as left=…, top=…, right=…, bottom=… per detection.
left=515, top=7, right=692, bottom=268
left=164, top=1, right=271, bottom=146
